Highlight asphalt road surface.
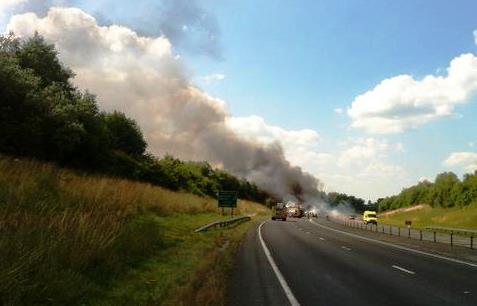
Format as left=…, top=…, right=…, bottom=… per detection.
left=227, top=217, right=477, bottom=306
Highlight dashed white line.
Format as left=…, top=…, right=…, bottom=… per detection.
left=319, top=237, right=325, bottom=241
left=310, top=219, right=477, bottom=269
left=392, top=265, right=415, bottom=275
left=341, top=246, right=351, bottom=251
left=258, top=222, right=301, bottom=306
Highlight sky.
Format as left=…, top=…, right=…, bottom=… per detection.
left=2, top=0, right=477, bottom=201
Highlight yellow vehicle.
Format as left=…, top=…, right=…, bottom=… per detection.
left=363, top=211, right=377, bottom=225
left=272, top=203, right=287, bottom=221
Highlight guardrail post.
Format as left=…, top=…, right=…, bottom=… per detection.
left=408, top=228, right=411, bottom=239
left=433, top=231, right=436, bottom=243
left=382, top=225, right=384, bottom=233
left=471, top=236, right=474, bottom=249
left=450, top=233, right=453, bottom=247
left=398, top=227, right=400, bottom=237
left=389, top=226, right=392, bottom=235
left=420, top=230, right=422, bottom=241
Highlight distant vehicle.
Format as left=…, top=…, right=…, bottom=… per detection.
left=272, top=203, right=287, bottom=221
left=349, top=215, right=356, bottom=220
left=363, top=211, right=377, bottom=224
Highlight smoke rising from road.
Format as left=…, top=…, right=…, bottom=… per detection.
left=5, top=6, right=324, bottom=204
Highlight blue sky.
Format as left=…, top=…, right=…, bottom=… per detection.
left=194, top=0, right=477, bottom=198
left=2, top=0, right=477, bottom=200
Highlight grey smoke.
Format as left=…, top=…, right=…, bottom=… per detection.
left=6, top=5, right=324, bottom=205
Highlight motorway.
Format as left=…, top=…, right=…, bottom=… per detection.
left=227, top=217, right=477, bottom=306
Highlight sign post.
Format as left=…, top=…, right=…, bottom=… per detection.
left=218, top=191, right=237, bottom=217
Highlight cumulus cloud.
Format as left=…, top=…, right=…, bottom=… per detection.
left=227, top=115, right=320, bottom=148
left=348, top=53, right=477, bottom=133
left=444, top=152, right=477, bottom=172
left=6, top=7, right=324, bottom=203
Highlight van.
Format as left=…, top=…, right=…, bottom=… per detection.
left=363, top=211, right=377, bottom=225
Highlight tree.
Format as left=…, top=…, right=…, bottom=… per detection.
left=17, top=33, right=74, bottom=91
left=104, top=111, right=147, bottom=157
left=0, top=49, right=46, bottom=157
left=430, top=172, right=460, bottom=208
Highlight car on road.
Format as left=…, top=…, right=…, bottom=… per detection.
left=349, top=215, right=356, bottom=220
left=363, top=210, right=377, bottom=224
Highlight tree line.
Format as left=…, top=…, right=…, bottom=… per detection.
left=326, top=192, right=370, bottom=213
left=0, top=33, right=272, bottom=204
left=376, top=171, right=477, bottom=211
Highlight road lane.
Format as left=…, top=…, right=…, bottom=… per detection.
left=229, top=218, right=477, bottom=306
left=227, top=221, right=289, bottom=306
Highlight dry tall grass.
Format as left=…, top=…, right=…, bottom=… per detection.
left=0, top=156, right=267, bottom=304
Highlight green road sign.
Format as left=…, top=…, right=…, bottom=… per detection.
left=218, top=191, right=237, bottom=208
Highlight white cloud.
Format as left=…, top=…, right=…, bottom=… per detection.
left=226, top=115, right=320, bottom=167
left=348, top=53, right=477, bottom=133
left=444, top=152, right=477, bottom=172
left=334, top=107, right=343, bottom=114
left=468, top=141, right=475, bottom=147
left=199, top=73, right=226, bottom=84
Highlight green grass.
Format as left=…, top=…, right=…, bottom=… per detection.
left=95, top=213, right=264, bottom=306
left=379, top=204, right=477, bottom=230
left=0, top=155, right=269, bottom=305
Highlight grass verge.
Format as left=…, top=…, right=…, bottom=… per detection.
left=379, top=204, right=477, bottom=230
left=0, top=156, right=269, bottom=305
left=95, top=214, right=265, bottom=306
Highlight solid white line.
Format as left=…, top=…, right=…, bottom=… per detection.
left=392, top=265, right=415, bottom=274
left=258, top=222, right=301, bottom=306
left=310, top=219, right=477, bottom=269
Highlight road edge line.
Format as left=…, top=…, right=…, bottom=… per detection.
left=310, top=219, right=477, bottom=269
left=258, top=221, right=301, bottom=306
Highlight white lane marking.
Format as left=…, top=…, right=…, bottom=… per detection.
left=306, top=231, right=311, bottom=234
left=392, top=265, right=415, bottom=274
left=310, top=220, right=477, bottom=269
left=341, top=246, right=351, bottom=251
left=319, top=237, right=326, bottom=241
left=258, top=222, right=301, bottom=306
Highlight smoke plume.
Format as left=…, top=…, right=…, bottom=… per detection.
left=6, top=6, right=324, bottom=204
